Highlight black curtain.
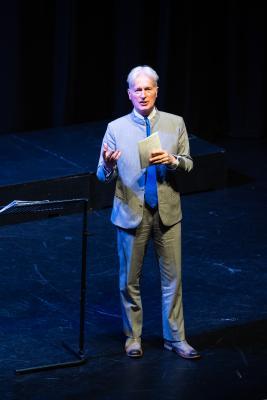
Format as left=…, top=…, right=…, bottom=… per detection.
left=0, top=0, right=265, bottom=140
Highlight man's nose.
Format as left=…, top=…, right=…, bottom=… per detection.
left=140, top=89, right=146, bottom=98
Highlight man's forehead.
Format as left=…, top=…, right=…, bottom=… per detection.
left=132, top=75, right=156, bottom=88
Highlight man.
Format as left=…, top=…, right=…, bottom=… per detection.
left=97, top=65, right=200, bottom=360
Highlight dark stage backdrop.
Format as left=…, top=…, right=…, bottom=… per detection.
left=0, top=1, right=265, bottom=140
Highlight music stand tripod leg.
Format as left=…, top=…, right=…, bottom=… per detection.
left=15, top=199, right=89, bottom=375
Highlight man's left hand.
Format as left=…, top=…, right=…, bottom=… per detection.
left=149, top=150, right=176, bottom=165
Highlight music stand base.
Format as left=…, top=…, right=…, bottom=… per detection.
left=15, top=343, right=87, bottom=375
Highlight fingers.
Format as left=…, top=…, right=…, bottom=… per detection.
left=103, top=143, right=109, bottom=152
left=111, top=150, right=121, bottom=161
left=105, top=149, right=121, bottom=162
left=103, top=143, right=121, bottom=165
left=150, top=150, right=165, bottom=157
left=149, top=150, right=171, bottom=164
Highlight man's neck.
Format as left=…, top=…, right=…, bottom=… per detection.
left=134, top=108, right=156, bottom=120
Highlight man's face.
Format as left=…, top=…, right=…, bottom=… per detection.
left=128, top=73, right=158, bottom=116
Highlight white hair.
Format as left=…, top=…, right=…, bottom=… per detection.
left=127, top=65, right=159, bottom=88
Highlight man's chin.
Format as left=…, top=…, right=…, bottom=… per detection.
left=137, top=106, right=152, bottom=116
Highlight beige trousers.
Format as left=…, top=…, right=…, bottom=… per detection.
left=117, top=205, right=185, bottom=342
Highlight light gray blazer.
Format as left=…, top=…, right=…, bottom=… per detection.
left=97, top=109, right=193, bottom=229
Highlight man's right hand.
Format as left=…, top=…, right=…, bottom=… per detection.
left=103, top=143, right=121, bottom=171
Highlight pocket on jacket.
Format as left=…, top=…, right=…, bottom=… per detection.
left=115, top=179, right=126, bottom=201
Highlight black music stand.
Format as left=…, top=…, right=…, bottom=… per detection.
left=0, top=198, right=89, bottom=375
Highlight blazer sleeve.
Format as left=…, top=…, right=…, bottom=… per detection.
left=173, top=117, right=193, bottom=172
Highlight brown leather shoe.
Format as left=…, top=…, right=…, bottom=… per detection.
left=164, top=340, right=200, bottom=359
left=125, top=337, right=143, bottom=358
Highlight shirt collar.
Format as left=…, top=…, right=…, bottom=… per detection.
left=133, top=107, right=156, bottom=121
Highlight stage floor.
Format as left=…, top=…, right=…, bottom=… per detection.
left=0, top=128, right=266, bottom=399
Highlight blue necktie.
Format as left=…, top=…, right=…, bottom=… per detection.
left=144, top=116, right=158, bottom=208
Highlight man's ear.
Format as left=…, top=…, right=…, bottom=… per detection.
left=127, top=89, right=132, bottom=100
